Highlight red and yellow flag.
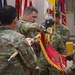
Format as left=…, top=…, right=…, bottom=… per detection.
left=36, top=32, right=67, bottom=71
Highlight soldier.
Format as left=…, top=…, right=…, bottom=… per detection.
left=46, top=18, right=66, bottom=54
left=15, top=6, right=46, bottom=53
left=39, top=18, right=66, bottom=75
left=15, top=6, right=47, bottom=75
left=15, top=6, right=46, bottom=58
left=0, top=5, right=37, bottom=75
left=52, top=10, right=70, bottom=46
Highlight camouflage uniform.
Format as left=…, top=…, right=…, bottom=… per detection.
left=16, top=19, right=46, bottom=57
left=50, top=33, right=66, bottom=54
left=16, top=19, right=46, bottom=38
left=65, top=52, right=75, bottom=75
left=0, top=27, right=37, bottom=75
left=45, top=27, right=66, bottom=54
left=16, top=19, right=46, bottom=75
left=39, top=33, right=65, bottom=75
left=56, top=24, right=70, bottom=45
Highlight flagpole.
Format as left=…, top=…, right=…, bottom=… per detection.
left=53, top=0, right=56, bottom=33
left=54, top=2, right=56, bottom=33
left=47, top=0, right=56, bottom=32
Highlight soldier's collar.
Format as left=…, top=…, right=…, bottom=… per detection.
left=0, top=26, right=12, bottom=30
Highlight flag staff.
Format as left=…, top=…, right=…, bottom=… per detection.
left=53, top=0, right=56, bottom=33
left=47, top=0, right=56, bottom=33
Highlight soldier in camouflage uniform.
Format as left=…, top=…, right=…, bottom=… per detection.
left=39, top=18, right=66, bottom=75
left=53, top=10, right=70, bottom=46
left=15, top=6, right=46, bottom=75
left=0, top=5, right=37, bottom=75
left=45, top=18, right=66, bottom=54
left=63, top=52, right=75, bottom=75
left=16, top=6, right=46, bottom=58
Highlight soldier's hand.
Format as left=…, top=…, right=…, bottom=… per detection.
left=62, top=67, right=68, bottom=75
left=46, top=29, right=51, bottom=34
left=26, top=38, right=34, bottom=46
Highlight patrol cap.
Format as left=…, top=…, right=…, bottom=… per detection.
left=45, top=18, right=54, bottom=28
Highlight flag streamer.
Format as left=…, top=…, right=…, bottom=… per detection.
left=46, top=0, right=56, bottom=32
left=57, top=0, right=66, bottom=25
left=15, top=0, right=33, bottom=19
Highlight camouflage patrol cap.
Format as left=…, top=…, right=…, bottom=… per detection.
left=45, top=18, right=54, bottom=28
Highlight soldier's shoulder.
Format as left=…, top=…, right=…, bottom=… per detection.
left=5, top=30, right=24, bottom=39
left=9, top=30, right=25, bottom=45
left=17, top=19, right=26, bottom=25
left=11, top=30, right=24, bottom=38
left=18, top=19, right=25, bottom=23
left=16, top=20, right=29, bottom=29
left=0, top=30, right=25, bottom=44
left=62, top=25, right=70, bottom=30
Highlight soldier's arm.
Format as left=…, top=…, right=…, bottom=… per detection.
left=21, top=22, right=46, bottom=32
left=16, top=36, right=37, bottom=69
left=61, top=26, right=70, bottom=42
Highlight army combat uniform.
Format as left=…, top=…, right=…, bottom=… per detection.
left=16, top=19, right=46, bottom=58
left=16, top=19, right=46, bottom=38
left=56, top=24, right=70, bottom=45
left=50, top=33, right=66, bottom=54
left=16, top=19, right=46, bottom=75
left=0, top=27, right=37, bottom=75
